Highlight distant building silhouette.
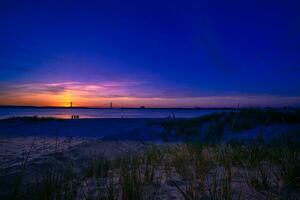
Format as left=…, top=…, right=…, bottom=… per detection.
left=110, top=102, right=113, bottom=109
left=70, top=102, right=73, bottom=107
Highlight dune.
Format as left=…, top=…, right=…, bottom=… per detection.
left=1, top=109, right=299, bottom=199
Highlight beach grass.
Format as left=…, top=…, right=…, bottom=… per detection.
left=159, top=108, right=300, bottom=141
left=1, top=139, right=299, bottom=200
left=1, top=108, right=299, bottom=199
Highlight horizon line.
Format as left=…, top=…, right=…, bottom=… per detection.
left=0, top=105, right=298, bottom=109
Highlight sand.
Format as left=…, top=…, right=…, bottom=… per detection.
left=1, top=117, right=300, bottom=174
left=0, top=117, right=299, bottom=199
left=0, top=118, right=162, bottom=138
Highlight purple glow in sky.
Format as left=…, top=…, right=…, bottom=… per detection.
left=0, top=0, right=300, bottom=107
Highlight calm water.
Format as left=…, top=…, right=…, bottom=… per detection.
left=0, top=108, right=226, bottom=119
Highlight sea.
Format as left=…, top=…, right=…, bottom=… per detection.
left=0, top=107, right=228, bottom=119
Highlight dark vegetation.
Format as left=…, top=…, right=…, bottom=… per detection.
left=0, top=108, right=299, bottom=199
left=1, top=138, right=299, bottom=200
left=159, top=108, right=300, bottom=141
left=2, top=116, right=59, bottom=122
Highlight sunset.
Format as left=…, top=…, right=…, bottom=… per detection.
left=1, top=81, right=300, bottom=107
left=1, top=1, right=300, bottom=108
left=0, top=1, right=300, bottom=199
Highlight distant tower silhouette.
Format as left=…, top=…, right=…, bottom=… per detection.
left=110, top=102, right=113, bottom=109
left=70, top=102, right=73, bottom=108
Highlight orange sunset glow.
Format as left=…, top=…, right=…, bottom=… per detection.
left=1, top=81, right=300, bottom=108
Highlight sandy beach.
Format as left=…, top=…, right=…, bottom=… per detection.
left=0, top=109, right=299, bottom=199
left=0, top=118, right=163, bottom=138
left=1, top=113, right=300, bottom=173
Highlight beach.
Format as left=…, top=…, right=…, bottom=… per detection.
left=0, top=109, right=300, bottom=199
left=0, top=117, right=163, bottom=138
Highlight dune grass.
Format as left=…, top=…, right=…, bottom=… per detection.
left=1, top=138, right=299, bottom=200
left=1, top=108, right=299, bottom=199
left=159, top=108, right=300, bottom=142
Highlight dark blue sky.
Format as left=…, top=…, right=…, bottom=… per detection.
left=0, top=0, right=300, bottom=107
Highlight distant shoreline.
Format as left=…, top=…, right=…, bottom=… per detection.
left=0, top=105, right=236, bottom=110
left=0, top=105, right=293, bottom=110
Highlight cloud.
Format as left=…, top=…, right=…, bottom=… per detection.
left=0, top=80, right=206, bottom=101
left=0, top=81, right=300, bottom=107
left=43, top=85, right=66, bottom=94
left=0, top=81, right=151, bottom=98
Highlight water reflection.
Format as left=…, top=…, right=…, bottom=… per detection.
left=0, top=108, right=227, bottom=119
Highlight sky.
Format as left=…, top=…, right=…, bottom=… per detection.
left=0, top=0, right=300, bottom=108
